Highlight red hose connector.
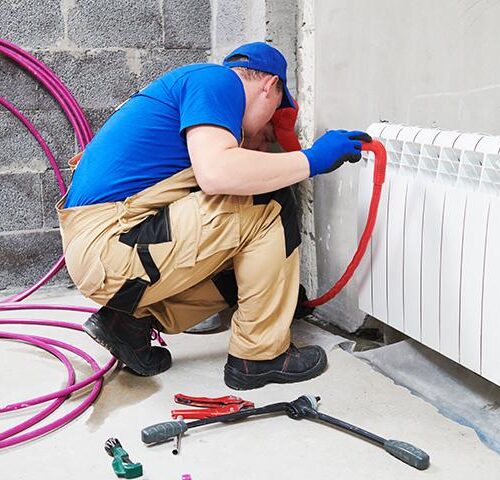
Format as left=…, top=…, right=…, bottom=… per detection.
left=303, top=140, right=387, bottom=308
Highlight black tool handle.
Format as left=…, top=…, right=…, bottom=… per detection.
left=316, top=411, right=386, bottom=446
left=141, top=420, right=188, bottom=444
left=384, top=439, right=430, bottom=470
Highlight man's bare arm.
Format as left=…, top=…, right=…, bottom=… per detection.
left=186, top=125, right=309, bottom=195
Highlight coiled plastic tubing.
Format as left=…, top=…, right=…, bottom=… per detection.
left=0, top=39, right=117, bottom=449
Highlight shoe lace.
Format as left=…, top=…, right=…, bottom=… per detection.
left=150, top=328, right=167, bottom=347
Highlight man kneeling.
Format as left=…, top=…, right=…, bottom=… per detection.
left=57, top=42, right=371, bottom=389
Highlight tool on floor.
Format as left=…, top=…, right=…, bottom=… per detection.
left=172, top=426, right=183, bottom=455
left=105, top=438, right=143, bottom=479
left=171, top=393, right=255, bottom=419
left=171, top=413, right=184, bottom=455
left=169, top=394, right=254, bottom=455
left=141, top=395, right=430, bottom=470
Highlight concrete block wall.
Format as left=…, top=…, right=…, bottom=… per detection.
left=0, top=0, right=210, bottom=293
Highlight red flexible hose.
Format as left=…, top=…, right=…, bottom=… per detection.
left=303, top=140, right=387, bottom=308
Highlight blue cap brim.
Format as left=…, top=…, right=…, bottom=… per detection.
left=279, top=84, right=295, bottom=109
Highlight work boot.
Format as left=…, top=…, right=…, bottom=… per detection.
left=224, top=344, right=327, bottom=390
left=82, top=307, right=171, bottom=376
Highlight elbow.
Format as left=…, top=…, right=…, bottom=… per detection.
left=195, top=170, right=224, bottom=196
left=200, top=183, right=219, bottom=196
left=192, top=152, right=234, bottom=195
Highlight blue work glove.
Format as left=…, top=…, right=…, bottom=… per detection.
left=302, top=130, right=372, bottom=177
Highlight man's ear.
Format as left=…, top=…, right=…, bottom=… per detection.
left=263, top=75, right=280, bottom=96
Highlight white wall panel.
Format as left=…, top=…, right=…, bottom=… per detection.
left=386, top=176, right=407, bottom=331
left=439, top=189, right=466, bottom=362
left=414, top=128, right=440, bottom=146
left=421, top=185, right=445, bottom=350
left=459, top=195, right=489, bottom=373
left=474, top=136, right=500, bottom=155
left=371, top=179, right=389, bottom=323
left=403, top=179, right=425, bottom=340
left=482, top=197, right=500, bottom=384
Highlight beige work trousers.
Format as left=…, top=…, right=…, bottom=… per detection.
left=57, top=165, right=301, bottom=359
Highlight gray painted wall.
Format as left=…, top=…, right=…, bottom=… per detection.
left=312, top=0, right=500, bottom=331
left=0, top=0, right=210, bottom=293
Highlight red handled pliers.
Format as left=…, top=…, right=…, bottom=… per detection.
left=171, top=394, right=255, bottom=420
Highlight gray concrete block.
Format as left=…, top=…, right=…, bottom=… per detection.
left=265, top=0, right=298, bottom=94
left=139, top=48, right=208, bottom=85
left=0, top=55, right=45, bottom=110
left=31, top=109, right=78, bottom=169
left=163, top=0, right=211, bottom=49
left=0, top=229, right=71, bottom=291
left=42, top=169, right=72, bottom=229
left=67, top=0, right=163, bottom=49
left=210, top=0, right=247, bottom=59
left=0, top=0, right=64, bottom=49
left=84, top=108, right=116, bottom=134
left=34, top=50, right=138, bottom=110
left=0, top=109, right=77, bottom=173
left=0, top=111, right=45, bottom=173
left=265, top=0, right=297, bottom=59
left=0, top=173, right=43, bottom=232
left=0, top=51, right=83, bottom=113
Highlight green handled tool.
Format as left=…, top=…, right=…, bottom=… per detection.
left=105, top=438, right=143, bottom=479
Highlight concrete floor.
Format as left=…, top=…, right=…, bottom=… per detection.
left=1, top=288, right=500, bottom=480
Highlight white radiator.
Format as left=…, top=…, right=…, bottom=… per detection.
left=357, top=123, right=500, bottom=385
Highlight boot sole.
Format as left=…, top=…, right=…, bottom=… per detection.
left=82, top=316, right=170, bottom=377
left=224, top=348, right=328, bottom=390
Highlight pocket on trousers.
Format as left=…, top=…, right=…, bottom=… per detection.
left=169, top=195, right=202, bottom=269
left=195, top=194, right=241, bottom=261
left=72, top=258, right=106, bottom=297
left=196, top=212, right=240, bottom=261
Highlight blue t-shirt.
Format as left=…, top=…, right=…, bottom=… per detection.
left=64, top=64, right=246, bottom=207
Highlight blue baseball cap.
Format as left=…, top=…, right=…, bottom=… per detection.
left=223, top=42, right=295, bottom=109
